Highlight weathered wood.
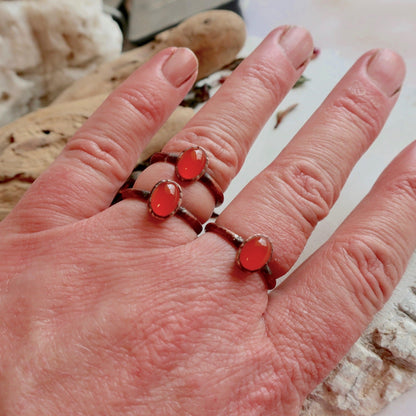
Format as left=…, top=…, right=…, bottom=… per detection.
left=0, top=98, right=194, bottom=220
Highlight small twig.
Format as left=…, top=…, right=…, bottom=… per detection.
left=274, top=103, right=298, bottom=129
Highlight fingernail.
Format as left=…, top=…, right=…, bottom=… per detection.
left=279, top=26, right=314, bottom=69
left=162, top=48, right=198, bottom=87
left=367, top=49, right=406, bottom=96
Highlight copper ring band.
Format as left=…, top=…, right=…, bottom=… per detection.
left=120, top=183, right=203, bottom=235
left=150, top=147, right=224, bottom=207
left=205, top=222, right=275, bottom=290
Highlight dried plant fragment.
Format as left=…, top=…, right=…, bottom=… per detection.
left=274, top=103, right=298, bottom=129
left=293, top=75, right=309, bottom=89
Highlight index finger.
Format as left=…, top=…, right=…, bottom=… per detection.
left=5, top=48, right=198, bottom=232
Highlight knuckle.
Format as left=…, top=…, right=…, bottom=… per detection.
left=329, top=235, right=401, bottom=312
left=241, top=62, right=285, bottom=103
left=66, top=85, right=168, bottom=183
left=66, top=133, right=128, bottom=182
left=332, top=82, right=382, bottom=139
left=278, top=158, right=335, bottom=227
left=112, top=86, right=165, bottom=127
left=386, top=172, right=416, bottom=201
left=173, top=126, right=242, bottom=188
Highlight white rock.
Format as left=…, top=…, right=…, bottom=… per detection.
left=0, top=0, right=122, bottom=126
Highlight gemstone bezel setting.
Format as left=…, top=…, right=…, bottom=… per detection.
left=148, top=180, right=183, bottom=219
left=175, top=146, right=208, bottom=181
left=236, top=234, right=273, bottom=272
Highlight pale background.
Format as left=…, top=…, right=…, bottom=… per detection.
left=241, top=0, right=416, bottom=86
left=234, top=1, right=416, bottom=415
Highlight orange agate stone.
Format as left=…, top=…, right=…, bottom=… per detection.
left=237, top=235, right=272, bottom=272
left=176, top=147, right=207, bottom=181
left=149, top=180, right=182, bottom=218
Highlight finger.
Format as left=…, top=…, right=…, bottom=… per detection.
left=134, top=26, right=314, bottom=223
left=264, top=141, right=416, bottom=401
left=6, top=48, right=198, bottom=232
left=213, top=48, right=405, bottom=277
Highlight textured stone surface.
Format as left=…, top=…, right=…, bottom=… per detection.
left=301, top=253, right=416, bottom=415
left=0, top=0, right=122, bottom=125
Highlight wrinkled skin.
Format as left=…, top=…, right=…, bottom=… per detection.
left=0, top=27, right=414, bottom=415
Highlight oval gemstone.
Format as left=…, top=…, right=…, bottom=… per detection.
left=238, top=235, right=272, bottom=272
left=149, top=181, right=182, bottom=218
left=176, top=147, right=207, bottom=181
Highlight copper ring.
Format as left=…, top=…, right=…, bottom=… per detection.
left=150, top=146, right=224, bottom=207
left=205, top=222, right=275, bottom=290
left=120, top=180, right=203, bottom=234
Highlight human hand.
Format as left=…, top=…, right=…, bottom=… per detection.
left=0, top=26, right=412, bottom=415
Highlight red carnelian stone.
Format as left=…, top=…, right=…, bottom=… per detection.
left=238, top=235, right=272, bottom=272
left=149, top=181, right=181, bottom=218
left=176, top=147, right=207, bottom=180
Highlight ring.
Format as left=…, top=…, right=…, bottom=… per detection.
left=150, top=146, right=224, bottom=207
left=205, top=222, right=275, bottom=290
left=120, top=180, right=203, bottom=234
